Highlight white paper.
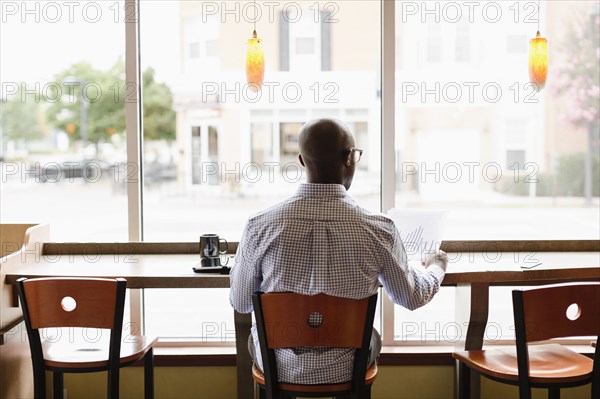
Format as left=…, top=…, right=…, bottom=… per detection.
left=386, top=209, right=446, bottom=258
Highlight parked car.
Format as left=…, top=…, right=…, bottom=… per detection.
left=32, top=159, right=113, bottom=183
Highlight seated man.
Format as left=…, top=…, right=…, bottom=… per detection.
left=230, top=118, right=447, bottom=384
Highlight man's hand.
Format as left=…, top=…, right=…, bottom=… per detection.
left=422, top=250, right=448, bottom=272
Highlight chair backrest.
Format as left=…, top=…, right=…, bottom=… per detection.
left=513, top=283, right=600, bottom=343
left=252, top=292, right=378, bottom=398
left=512, top=283, right=600, bottom=399
left=256, top=292, right=374, bottom=348
left=17, top=277, right=127, bottom=383
left=19, top=277, right=124, bottom=329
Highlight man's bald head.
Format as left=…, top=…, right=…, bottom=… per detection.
left=297, top=119, right=357, bottom=190
left=299, top=119, right=354, bottom=163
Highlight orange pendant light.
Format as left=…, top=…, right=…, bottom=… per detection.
left=246, top=29, right=265, bottom=92
left=529, top=31, right=548, bottom=91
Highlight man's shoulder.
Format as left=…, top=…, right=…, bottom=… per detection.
left=246, top=197, right=296, bottom=226
left=244, top=194, right=398, bottom=236
left=357, top=210, right=399, bottom=235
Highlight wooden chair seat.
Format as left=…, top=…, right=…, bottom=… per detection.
left=43, top=333, right=158, bottom=370
left=454, top=344, right=593, bottom=385
left=454, top=283, right=600, bottom=399
left=252, top=363, right=378, bottom=393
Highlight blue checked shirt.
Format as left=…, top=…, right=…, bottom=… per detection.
left=230, top=183, right=445, bottom=384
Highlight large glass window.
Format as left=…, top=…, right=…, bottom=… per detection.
left=393, top=0, right=600, bottom=342
left=1, top=1, right=128, bottom=241
left=3, top=0, right=598, bottom=346
left=139, top=0, right=382, bottom=338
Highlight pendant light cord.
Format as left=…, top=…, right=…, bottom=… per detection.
left=254, top=0, right=257, bottom=32
left=540, top=0, right=542, bottom=32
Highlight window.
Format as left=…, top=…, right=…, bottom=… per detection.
left=455, top=22, right=471, bottom=63
left=426, top=23, right=442, bottom=63
left=393, top=0, right=600, bottom=343
left=139, top=1, right=381, bottom=338
left=189, top=42, right=201, bottom=59
left=286, top=5, right=323, bottom=71
left=279, top=122, right=303, bottom=166
left=295, top=37, right=316, bottom=54
left=507, top=150, right=526, bottom=170
left=4, top=0, right=597, bottom=346
left=251, top=123, right=273, bottom=165
left=0, top=0, right=127, bottom=241
left=183, top=15, right=219, bottom=71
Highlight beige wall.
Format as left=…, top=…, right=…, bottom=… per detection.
left=179, top=1, right=380, bottom=72
left=330, top=2, right=380, bottom=71
left=0, top=323, right=33, bottom=399
left=1, top=224, right=50, bottom=399
left=57, top=364, right=592, bottom=398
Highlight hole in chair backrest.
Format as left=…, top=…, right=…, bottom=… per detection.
left=308, top=312, right=323, bottom=328
left=565, top=303, right=581, bottom=321
left=61, top=296, right=77, bottom=312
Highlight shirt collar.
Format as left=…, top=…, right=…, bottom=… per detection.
left=295, top=183, right=349, bottom=198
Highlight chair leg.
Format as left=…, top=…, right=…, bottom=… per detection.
left=144, top=348, right=154, bottom=399
left=107, top=369, right=119, bottom=399
left=517, top=381, right=532, bottom=399
left=53, top=372, right=64, bottom=399
left=548, top=388, right=560, bottom=399
left=33, top=367, right=46, bottom=399
left=458, top=362, right=471, bottom=399
left=363, top=384, right=372, bottom=399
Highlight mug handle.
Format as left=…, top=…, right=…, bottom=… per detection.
left=219, top=238, right=228, bottom=254
left=220, top=253, right=230, bottom=266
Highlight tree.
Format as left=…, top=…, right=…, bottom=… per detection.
left=553, top=13, right=599, bottom=130
left=142, top=67, right=176, bottom=142
left=45, top=61, right=125, bottom=146
left=45, top=61, right=176, bottom=146
left=552, top=9, right=600, bottom=204
left=1, top=89, right=45, bottom=145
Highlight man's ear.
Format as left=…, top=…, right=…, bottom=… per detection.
left=298, top=153, right=305, bottom=167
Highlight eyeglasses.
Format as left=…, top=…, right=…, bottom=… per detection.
left=346, top=147, right=363, bottom=164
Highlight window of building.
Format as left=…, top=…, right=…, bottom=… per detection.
left=183, top=15, right=219, bottom=71
left=455, top=22, right=471, bottom=63
left=507, top=150, right=527, bottom=170
left=251, top=123, right=273, bottom=165
left=426, top=23, right=442, bottom=63
left=282, top=4, right=329, bottom=72
left=279, top=122, right=303, bottom=167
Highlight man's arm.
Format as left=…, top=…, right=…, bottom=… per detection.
left=378, top=224, right=446, bottom=311
left=229, top=221, right=262, bottom=313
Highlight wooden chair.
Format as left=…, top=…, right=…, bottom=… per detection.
left=454, top=282, right=600, bottom=399
left=251, top=292, right=378, bottom=399
left=17, top=277, right=158, bottom=399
